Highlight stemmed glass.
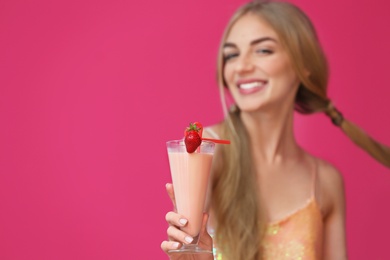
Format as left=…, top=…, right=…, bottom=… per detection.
left=166, top=140, right=215, bottom=254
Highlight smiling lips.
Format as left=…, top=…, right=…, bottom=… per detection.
left=237, top=79, right=267, bottom=95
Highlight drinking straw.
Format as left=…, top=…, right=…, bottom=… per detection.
left=202, top=138, right=231, bottom=144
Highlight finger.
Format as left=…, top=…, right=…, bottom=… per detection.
left=161, top=240, right=181, bottom=253
left=166, top=183, right=177, bottom=211
left=165, top=211, right=188, bottom=227
left=201, top=213, right=209, bottom=229
left=167, top=226, right=194, bottom=245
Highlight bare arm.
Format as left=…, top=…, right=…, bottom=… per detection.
left=321, top=164, right=348, bottom=260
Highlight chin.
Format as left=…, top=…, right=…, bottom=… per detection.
left=237, top=100, right=279, bottom=114
left=233, top=95, right=269, bottom=112
left=237, top=104, right=265, bottom=113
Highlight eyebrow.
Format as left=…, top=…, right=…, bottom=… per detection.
left=223, top=37, right=277, bottom=48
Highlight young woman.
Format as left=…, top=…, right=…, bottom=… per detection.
left=161, top=1, right=390, bottom=259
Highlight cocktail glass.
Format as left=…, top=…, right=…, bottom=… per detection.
left=166, top=140, right=215, bottom=254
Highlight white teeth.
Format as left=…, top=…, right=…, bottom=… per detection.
left=239, top=82, right=263, bottom=89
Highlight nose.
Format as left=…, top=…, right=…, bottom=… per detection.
left=235, top=53, right=254, bottom=74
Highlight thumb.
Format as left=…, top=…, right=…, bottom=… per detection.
left=200, top=213, right=210, bottom=235
left=198, top=213, right=213, bottom=251
left=165, top=183, right=177, bottom=211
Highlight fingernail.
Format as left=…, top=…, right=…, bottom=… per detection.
left=185, top=236, right=193, bottom=243
left=179, top=218, right=188, bottom=226
left=172, top=242, right=180, bottom=249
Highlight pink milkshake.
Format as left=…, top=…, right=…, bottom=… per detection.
left=166, top=140, right=215, bottom=253
left=168, top=151, right=213, bottom=236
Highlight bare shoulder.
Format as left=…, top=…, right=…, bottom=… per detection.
left=315, top=158, right=346, bottom=217
left=203, top=122, right=225, bottom=172
left=316, top=158, right=344, bottom=188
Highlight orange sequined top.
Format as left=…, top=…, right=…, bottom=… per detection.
left=211, top=164, right=323, bottom=260
left=261, top=198, right=323, bottom=259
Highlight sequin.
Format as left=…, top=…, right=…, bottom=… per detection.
left=261, top=198, right=323, bottom=259
left=212, top=197, right=323, bottom=260
left=267, top=224, right=281, bottom=236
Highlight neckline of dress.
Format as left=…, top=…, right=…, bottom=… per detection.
left=266, top=196, right=319, bottom=226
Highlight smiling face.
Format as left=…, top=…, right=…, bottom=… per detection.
left=223, top=13, right=300, bottom=113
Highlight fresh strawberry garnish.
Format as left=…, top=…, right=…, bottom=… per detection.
left=184, top=131, right=202, bottom=153
left=184, top=122, right=203, bottom=153
left=193, top=122, right=203, bottom=138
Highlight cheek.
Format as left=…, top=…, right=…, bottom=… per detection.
left=223, top=65, right=234, bottom=83
left=265, top=58, right=289, bottom=75
left=224, top=68, right=237, bottom=94
left=281, top=65, right=299, bottom=86
left=268, top=60, right=298, bottom=85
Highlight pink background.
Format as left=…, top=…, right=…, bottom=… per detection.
left=1, top=0, right=389, bottom=259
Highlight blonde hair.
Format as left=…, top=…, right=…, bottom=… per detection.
left=212, top=1, right=390, bottom=259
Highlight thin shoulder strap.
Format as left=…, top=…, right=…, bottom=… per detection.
left=204, top=127, right=220, bottom=139
left=311, top=158, right=319, bottom=202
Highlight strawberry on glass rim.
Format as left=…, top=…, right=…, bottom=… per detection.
left=184, top=123, right=202, bottom=153
left=184, top=122, right=230, bottom=153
